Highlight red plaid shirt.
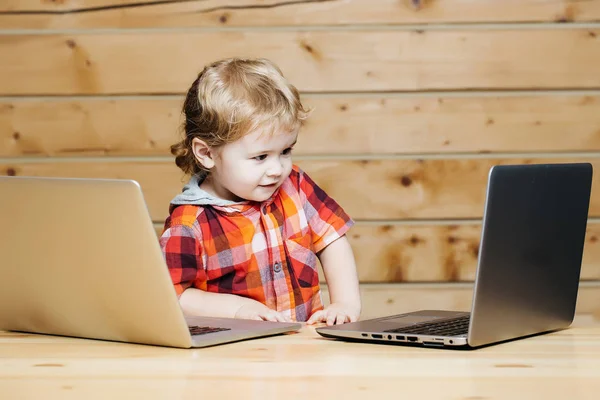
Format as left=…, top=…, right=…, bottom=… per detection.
left=160, top=166, right=354, bottom=322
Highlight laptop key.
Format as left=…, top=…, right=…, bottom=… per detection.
left=384, top=315, right=470, bottom=336
left=189, top=326, right=232, bottom=335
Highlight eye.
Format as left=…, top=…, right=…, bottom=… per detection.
left=253, top=154, right=268, bottom=161
left=282, top=147, right=293, bottom=156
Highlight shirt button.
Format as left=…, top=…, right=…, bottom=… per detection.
left=273, top=262, right=282, bottom=273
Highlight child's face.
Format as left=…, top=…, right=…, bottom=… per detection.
left=207, top=127, right=298, bottom=202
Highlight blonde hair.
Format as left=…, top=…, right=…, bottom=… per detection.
left=171, top=58, right=310, bottom=175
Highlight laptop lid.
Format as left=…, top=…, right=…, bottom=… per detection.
left=467, top=162, right=593, bottom=347
left=0, top=176, right=197, bottom=347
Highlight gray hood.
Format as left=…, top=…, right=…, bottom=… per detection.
left=170, top=174, right=240, bottom=207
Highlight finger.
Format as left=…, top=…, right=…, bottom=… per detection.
left=273, top=313, right=287, bottom=323
left=248, top=314, right=263, bottom=321
left=260, top=312, right=279, bottom=322
left=326, top=312, right=337, bottom=326
left=306, top=311, right=325, bottom=325
left=335, top=314, right=347, bottom=325
left=280, top=312, right=292, bottom=322
left=349, top=314, right=358, bottom=323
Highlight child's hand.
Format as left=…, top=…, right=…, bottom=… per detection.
left=235, top=303, right=291, bottom=323
left=306, top=303, right=360, bottom=326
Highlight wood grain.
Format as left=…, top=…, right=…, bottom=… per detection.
left=2, top=0, right=600, bottom=29
left=2, top=29, right=600, bottom=94
left=3, top=158, right=600, bottom=220
left=1, top=310, right=600, bottom=399
left=4, top=94, right=600, bottom=156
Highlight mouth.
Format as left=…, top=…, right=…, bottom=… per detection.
left=260, top=183, right=278, bottom=188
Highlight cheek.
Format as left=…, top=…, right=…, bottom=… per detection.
left=282, top=158, right=293, bottom=174
left=231, top=161, right=263, bottom=183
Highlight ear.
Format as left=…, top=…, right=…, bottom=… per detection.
left=191, top=138, right=215, bottom=169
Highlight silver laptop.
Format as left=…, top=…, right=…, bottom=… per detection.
left=0, top=176, right=301, bottom=348
left=317, top=163, right=593, bottom=349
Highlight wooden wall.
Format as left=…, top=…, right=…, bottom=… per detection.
left=2, top=0, right=600, bottom=319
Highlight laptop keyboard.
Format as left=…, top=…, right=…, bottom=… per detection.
left=384, top=315, right=470, bottom=337
left=189, top=325, right=231, bottom=336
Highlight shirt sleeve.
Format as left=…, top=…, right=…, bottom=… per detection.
left=297, top=168, right=355, bottom=253
left=160, top=223, right=206, bottom=297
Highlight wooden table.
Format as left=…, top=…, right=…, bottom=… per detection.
left=1, top=316, right=599, bottom=399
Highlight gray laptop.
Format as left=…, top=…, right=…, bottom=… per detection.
left=0, top=176, right=301, bottom=348
left=317, top=163, right=593, bottom=349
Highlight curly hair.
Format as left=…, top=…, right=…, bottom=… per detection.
left=171, top=58, right=310, bottom=175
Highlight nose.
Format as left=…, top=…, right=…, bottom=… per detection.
left=266, top=157, right=283, bottom=177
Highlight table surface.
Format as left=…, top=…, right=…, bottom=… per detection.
left=1, top=315, right=600, bottom=399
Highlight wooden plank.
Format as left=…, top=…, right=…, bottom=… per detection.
left=4, top=94, right=600, bottom=156
left=2, top=29, right=600, bottom=95
left=1, top=0, right=156, bottom=12
left=3, top=158, right=600, bottom=220
left=153, top=223, right=600, bottom=282
left=321, top=282, right=600, bottom=320
left=0, top=99, right=181, bottom=157
left=2, top=0, right=600, bottom=29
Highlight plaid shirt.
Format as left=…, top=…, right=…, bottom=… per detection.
left=160, top=166, right=354, bottom=322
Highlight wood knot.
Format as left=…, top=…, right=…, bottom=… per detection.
left=447, top=236, right=457, bottom=244
left=339, top=104, right=348, bottom=111
left=379, top=225, right=393, bottom=233
left=589, top=31, right=597, bottom=38
left=299, top=40, right=322, bottom=61
left=400, top=175, right=412, bottom=187
left=486, top=118, right=494, bottom=126
left=409, top=235, right=422, bottom=245
left=471, top=244, right=479, bottom=258
left=219, top=14, right=229, bottom=24
left=301, top=42, right=314, bottom=53
left=6, top=168, right=17, bottom=176
left=13, top=131, right=20, bottom=140
left=66, top=39, right=76, bottom=49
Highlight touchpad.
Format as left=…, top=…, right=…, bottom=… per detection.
left=382, top=315, right=443, bottom=325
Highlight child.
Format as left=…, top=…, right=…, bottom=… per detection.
left=160, top=58, right=361, bottom=325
